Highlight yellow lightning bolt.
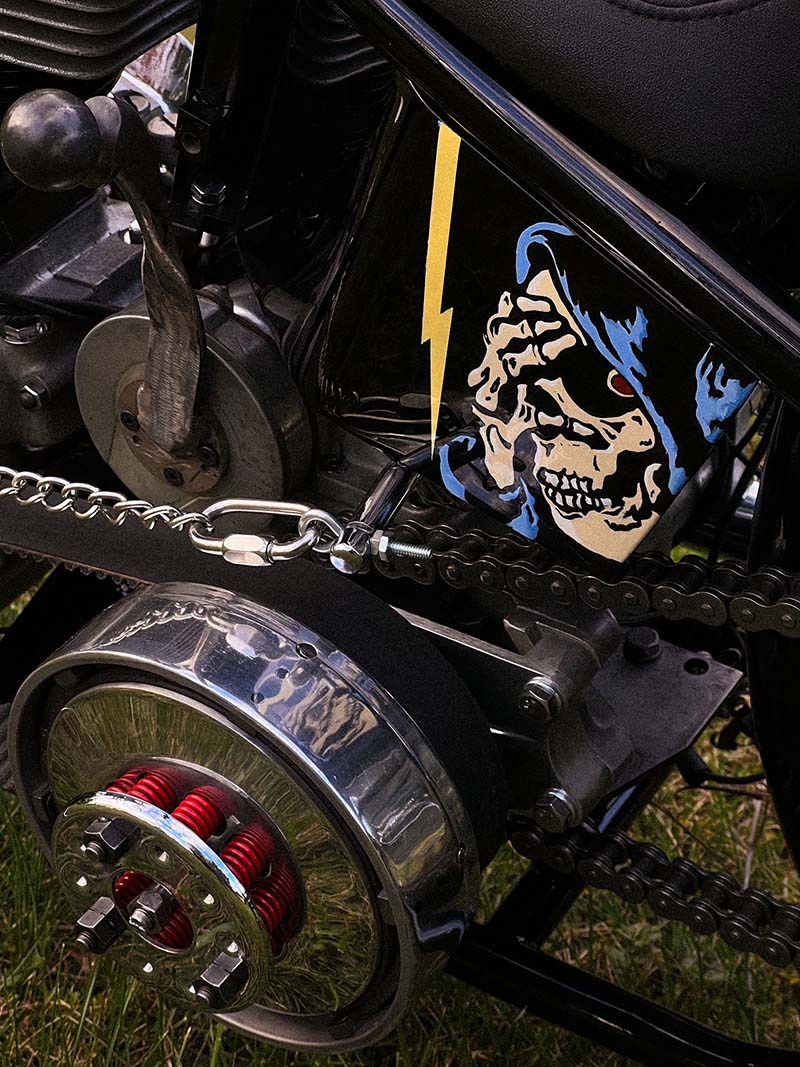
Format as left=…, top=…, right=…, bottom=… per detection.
left=422, top=123, right=462, bottom=456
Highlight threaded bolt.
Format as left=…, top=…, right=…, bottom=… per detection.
left=371, top=531, right=433, bottom=564
left=129, top=907, right=155, bottom=933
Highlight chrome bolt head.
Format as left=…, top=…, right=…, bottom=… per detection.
left=194, top=951, right=249, bottom=1009
left=519, top=677, right=562, bottom=725
left=74, top=896, right=125, bottom=954
left=18, top=380, right=48, bottom=411
left=330, top=523, right=372, bottom=575
left=191, top=177, right=227, bottom=207
left=128, top=884, right=177, bottom=935
left=1, top=313, right=49, bottom=345
left=83, top=816, right=138, bottom=863
left=532, top=787, right=581, bottom=834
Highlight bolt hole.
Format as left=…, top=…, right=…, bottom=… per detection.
left=180, top=131, right=203, bottom=155
left=684, top=657, right=710, bottom=676
left=296, top=643, right=317, bottom=659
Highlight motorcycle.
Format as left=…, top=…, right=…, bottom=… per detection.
left=0, top=0, right=797, bottom=1062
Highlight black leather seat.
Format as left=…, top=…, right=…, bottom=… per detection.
left=425, top=0, right=800, bottom=190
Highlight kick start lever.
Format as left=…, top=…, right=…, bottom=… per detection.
left=0, top=89, right=205, bottom=459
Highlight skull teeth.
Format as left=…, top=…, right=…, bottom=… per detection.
left=537, top=468, right=616, bottom=515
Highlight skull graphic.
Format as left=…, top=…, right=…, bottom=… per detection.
left=436, top=221, right=754, bottom=561
left=465, top=227, right=673, bottom=561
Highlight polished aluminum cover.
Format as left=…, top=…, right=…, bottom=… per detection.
left=0, top=0, right=198, bottom=80
left=9, top=582, right=480, bottom=1051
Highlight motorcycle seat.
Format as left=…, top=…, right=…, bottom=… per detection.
left=424, top=0, right=800, bottom=190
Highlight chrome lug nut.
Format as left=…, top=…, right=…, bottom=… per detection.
left=194, top=951, right=249, bottom=1009
left=519, top=677, right=563, bottom=725
left=128, top=884, right=177, bottom=935
left=74, top=896, right=125, bottom=953
left=83, top=816, right=138, bottom=863
left=532, top=787, right=581, bottom=834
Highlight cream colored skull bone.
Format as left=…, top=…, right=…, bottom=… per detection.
left=467, top=268, right=665, bottom=560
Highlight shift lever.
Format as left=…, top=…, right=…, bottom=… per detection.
left=0, top=89, right=205, bottom=459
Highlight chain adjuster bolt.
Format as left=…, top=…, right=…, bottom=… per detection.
left=518, top=677, right=562, bottom=725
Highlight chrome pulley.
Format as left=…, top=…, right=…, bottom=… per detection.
left=9, top=579, right=504, bottom=1051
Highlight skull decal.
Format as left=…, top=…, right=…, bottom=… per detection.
left=438, top=222, right=754, bottom=561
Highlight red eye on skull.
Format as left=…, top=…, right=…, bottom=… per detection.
left=607, top=370, right=636, bottom=398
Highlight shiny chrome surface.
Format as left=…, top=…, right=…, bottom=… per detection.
left=54, top=790, right=274, bottom=1011
left=11, top=582, right=479, bottom=1050
left=47, top=684, right=374, bottom=1018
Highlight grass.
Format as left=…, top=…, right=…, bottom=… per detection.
left=1, top=590, right=799, bottom=1065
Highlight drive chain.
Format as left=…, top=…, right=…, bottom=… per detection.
left=511, top=820, right=800, bottom=971
left=373, top=518, right=800, bottom=637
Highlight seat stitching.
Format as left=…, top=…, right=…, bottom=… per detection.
left=595, top=0, right=786, bottom=21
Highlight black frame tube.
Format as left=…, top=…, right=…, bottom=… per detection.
left=449, top=928, right=797, bottom=1067
left=335, top=0, right=800, bottom=406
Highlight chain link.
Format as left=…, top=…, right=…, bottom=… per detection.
left=4, top=464, right=800, bottom=636
left=372, top=517, right=800, bottom=638
left=511, top=821, right=800, bottom=971
left=0, top=466, right=343, bottom=566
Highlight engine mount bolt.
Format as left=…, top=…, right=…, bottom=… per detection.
left=518, top=677, right=562, bottom=725
left=74, top=896, right=125, bottom=954
left=194, top=951, right=249, bottom=1009
left=128, top=884, right=177, bottom=935
left=623, top=626, right=662, bottom=665
left=119, top=410, right=139, bottom=432
left=1, top=313, right=49, bottom=345
left=163, top=466, right=184, bottom=488
left=532, top=787, right=581, bottom=834
left=83, top=816, right=138, bottom=863
left=18, top=380, right=48, bottom=411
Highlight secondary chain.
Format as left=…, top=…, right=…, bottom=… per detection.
left=2, top=466, right=800, bottom=637
left=372, top=518, right=800, bottom=638
left=511, top=821, right=800, bottom=971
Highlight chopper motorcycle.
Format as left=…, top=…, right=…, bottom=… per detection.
left=0, top=0, right=799, bottom=1063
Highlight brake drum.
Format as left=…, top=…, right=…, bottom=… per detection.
left=8, top=580, right=505, bottom=1051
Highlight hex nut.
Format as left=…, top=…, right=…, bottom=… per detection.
left=532, top=788, right=581, bottom=834
left=1, top=314, right=49, bottom=345
left=83, top=816, right=138, bottom=863
left=519, top=677, right=563, bottom=725
left=221, top=533, right=270, bottom=566
left=128, top=884, right=177, bottom=934
left=194, top=951, right=249, bottom=1008
left=74, top=896, right=125, bottom=953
